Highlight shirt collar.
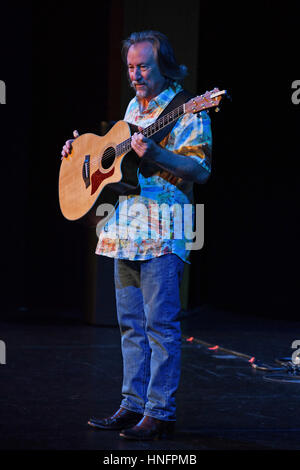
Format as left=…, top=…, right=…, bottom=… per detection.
left=134, top=82, right=183, bottom=114
left=151, top=82, right=182, bottom=109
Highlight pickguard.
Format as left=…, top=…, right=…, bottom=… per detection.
left=91, top=168, right=115, bottom=195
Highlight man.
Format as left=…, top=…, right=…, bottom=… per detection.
left=61, top=30, right=212, bottom=440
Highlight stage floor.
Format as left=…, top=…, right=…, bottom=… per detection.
left=0, top=305, right=299, bottom=452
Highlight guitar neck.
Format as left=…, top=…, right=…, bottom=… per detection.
left=115, top=103, right=185, bottom=157
left=141, top=103, right=185, bottom=139
left=115, top=88, right=226, bottom=157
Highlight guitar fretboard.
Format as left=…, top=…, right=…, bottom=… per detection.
left=115, top=104, right=185, bottom=157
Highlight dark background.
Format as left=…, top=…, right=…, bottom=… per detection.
left=0, top=1, right=298, bottom=321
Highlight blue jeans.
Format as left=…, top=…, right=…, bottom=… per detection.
left=114, top=254, right=185, bottom=421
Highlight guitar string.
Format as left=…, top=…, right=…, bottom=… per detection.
left=77, top=95, right=215, bottom=171
left=85, top=104, right=185, bottom=172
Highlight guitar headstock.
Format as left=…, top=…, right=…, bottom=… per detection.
left=185, top=88, right=227, bottom=114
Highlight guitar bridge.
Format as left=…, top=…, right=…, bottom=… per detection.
left=82, top=155, right=90, bottom=188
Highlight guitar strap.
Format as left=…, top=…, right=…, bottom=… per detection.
left=152, top=88, right=194, bottom=142
left=131, top=88, right=193, bottom=177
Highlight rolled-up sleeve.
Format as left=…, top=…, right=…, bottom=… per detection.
left=164, top=110, right=212, bottom=174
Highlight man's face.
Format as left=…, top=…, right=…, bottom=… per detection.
left=127, top=41, right=166, bottom=102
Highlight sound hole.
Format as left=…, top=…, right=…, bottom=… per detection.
left=102, top=146, right=116, bottom=169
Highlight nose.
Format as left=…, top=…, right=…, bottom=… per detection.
left=132, top=66, right=142, bottom=81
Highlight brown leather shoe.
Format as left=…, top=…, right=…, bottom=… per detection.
left=87, top=407, right=143, bottom=430
left=119, top=415, right=175, bottom=440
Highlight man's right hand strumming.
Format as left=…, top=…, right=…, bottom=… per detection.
left=61, top=130, right=79, bottom=160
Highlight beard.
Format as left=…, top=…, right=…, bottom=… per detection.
left=135, top=88, right=147, bottom=99
left=131, top=81, right=148, bottom=99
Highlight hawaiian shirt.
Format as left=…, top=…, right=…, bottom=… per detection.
left=95, top=82, right=212, bottom=263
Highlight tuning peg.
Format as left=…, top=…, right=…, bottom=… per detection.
left=215, top=107, right=220, bottom=112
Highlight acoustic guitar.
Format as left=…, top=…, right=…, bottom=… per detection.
left=58, top=88, right=226, bottom=223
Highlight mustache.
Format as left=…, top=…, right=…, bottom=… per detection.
left=131, top=81, right=146, bottom=88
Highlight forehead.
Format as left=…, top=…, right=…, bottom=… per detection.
left=127, top=41, right=157, bottom=64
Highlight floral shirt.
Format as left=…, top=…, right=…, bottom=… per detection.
left=95, top=82, right=212, bottom=263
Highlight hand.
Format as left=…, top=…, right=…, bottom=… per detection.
left=131, top=132, right=160, bottom=160
left=61, top=130, right=79, bottom=160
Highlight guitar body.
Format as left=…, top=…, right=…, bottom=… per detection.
left=58, top=120, right=140, bottom=224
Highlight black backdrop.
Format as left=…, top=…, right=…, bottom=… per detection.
left=0, top=2, right=298, bottom=319
left=190, top=3, right=299, bottom=318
